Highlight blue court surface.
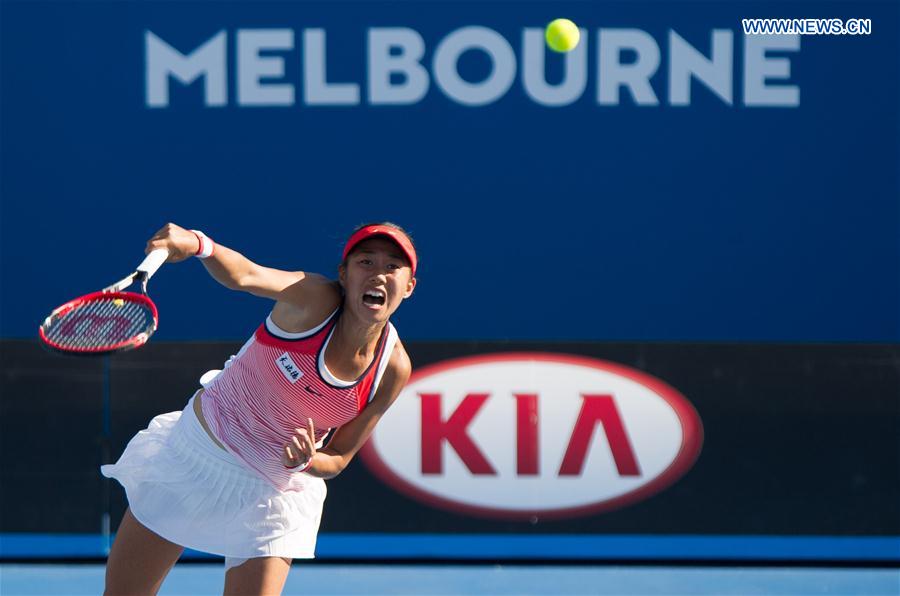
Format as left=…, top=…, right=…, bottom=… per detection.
left=1, top=564, right=897, bottom=595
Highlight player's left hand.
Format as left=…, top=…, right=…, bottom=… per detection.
left=282, top=417, right=316, bottom=470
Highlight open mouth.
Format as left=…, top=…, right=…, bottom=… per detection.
left=363, top=290, right=386, bottom=307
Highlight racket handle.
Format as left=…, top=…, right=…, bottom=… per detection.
left=136, top=248, right=170, bottom=279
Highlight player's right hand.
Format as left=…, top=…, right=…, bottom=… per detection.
left=282, top=417, right=316, bottom=470
left=146, top=223, right=202, bottom=263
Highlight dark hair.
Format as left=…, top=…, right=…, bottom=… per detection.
left=341, top=221, right=417, bottom=269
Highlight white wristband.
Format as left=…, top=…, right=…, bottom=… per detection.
left=285, top=457, right=312, bottom=473
left=190, top=230, right=215, bottom=259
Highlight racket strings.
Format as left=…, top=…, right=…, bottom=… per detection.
left=44, top=296, right=155, bottom=350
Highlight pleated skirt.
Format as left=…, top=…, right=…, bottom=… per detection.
left=100, top=392, right=326, bottom=559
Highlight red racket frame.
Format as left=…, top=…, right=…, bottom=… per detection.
left=38, top=291, right=159, bottom=356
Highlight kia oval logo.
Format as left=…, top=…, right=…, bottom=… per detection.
left=360, top=353, right=703, bottom=520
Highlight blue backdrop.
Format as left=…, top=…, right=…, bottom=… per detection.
left=2, top=0, right=898, bottom=341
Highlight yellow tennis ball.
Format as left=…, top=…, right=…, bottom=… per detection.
left=113, top=299, right=125, bottom=307
left=545, top=18, right=580, bottom=53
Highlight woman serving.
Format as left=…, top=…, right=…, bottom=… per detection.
left=101, top=221, right=417, bottom=595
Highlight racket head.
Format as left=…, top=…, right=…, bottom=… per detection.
left=38, top=291, right=158, bottom=356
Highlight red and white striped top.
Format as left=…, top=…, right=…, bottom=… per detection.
left=200, top=307, right=398, bottom=492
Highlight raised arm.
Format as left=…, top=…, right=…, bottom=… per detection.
left=282, top=342, right=412, bottom=479
left=145, top=222, right=331, bottom=302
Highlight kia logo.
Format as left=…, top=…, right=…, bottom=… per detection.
left=360, top=352, right=703, bottom=520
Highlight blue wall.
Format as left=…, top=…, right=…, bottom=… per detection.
left=2, top=1, right=898, bottom=341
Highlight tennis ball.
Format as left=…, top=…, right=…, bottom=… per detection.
left=113, top=299, right=125, bottom=307
left=545, top=18, right=580, bottom=53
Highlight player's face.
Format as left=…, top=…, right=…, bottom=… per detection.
left=340, top=237, right=416, bottom=323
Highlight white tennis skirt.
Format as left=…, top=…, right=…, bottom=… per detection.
left=100, top=392, right=326, bottom=559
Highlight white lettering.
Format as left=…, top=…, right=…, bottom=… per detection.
left=304, top=29, right=360, bottom=105
left=598, top=29, right=660, bottom=106
left=142, top=27, right=804, bottom=109
left=433, top=26, right=516, bottom=106
left=669, top=29, right=733, bottom=106
left=521, top=28, right=588, bottom=107
left=237, top=29, right=295, bottom=106
left=743, top=34, right=800, bottom=106
left=145, top=30, right=227, bottom=108
left=368, top=28, right=430, bottom=105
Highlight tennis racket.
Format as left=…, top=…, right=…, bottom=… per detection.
left=38, top=248, right=170, bottom=355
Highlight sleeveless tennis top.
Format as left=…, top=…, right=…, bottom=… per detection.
left=200, top=307, right=398, bottom=492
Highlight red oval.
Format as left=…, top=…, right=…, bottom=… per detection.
left=359, top=352, right=704, bottom=521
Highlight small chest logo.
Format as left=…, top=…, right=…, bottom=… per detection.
left=276, top=353, right=303, bottom=383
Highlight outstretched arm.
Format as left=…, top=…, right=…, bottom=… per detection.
left=145, top=222, right=330, bottom=302
left=282, top=342, right=412, bottom=479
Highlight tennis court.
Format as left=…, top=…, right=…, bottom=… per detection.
left=3, top=563, right=897, bottom=595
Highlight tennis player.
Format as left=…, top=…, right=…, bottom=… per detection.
left=101, top=222, right=417, bottom=595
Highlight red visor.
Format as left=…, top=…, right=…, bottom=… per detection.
left=342, top=225, right=417, bottom=276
